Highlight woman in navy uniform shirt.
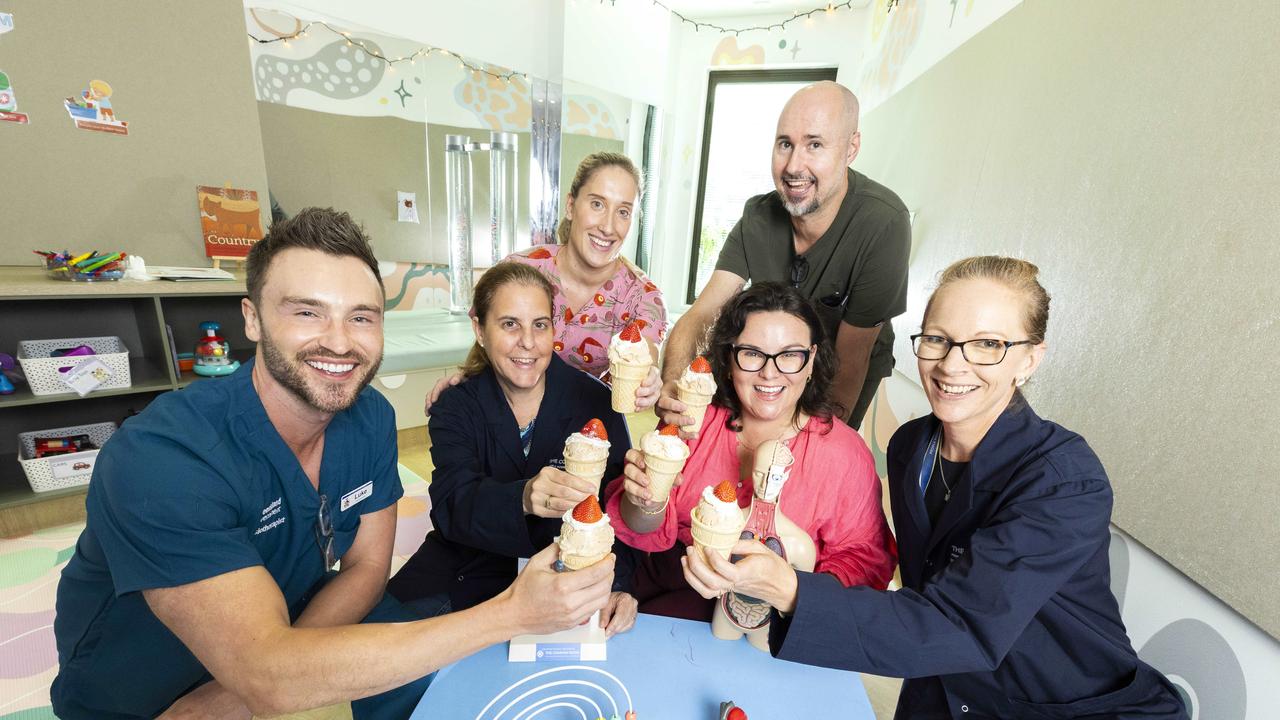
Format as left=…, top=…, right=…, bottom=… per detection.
left=389, top=262, right=638, bottom=635
left=682, top=256, right=1187, bottom=719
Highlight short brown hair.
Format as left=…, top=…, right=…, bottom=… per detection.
left=461, top=262, right=556, bottom=377
left=246, top=207, right=383, bottom=305
left=556, top=152, right=642, bottom=245
left=924, top=256, right=1051, bottom=343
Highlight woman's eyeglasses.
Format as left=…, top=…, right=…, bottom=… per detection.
left=732, top=345, right=813, bottom=374
left=910, top=334, right=1033, bottom=366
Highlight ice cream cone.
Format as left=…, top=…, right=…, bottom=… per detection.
left=641, top=447, right=688, bottom=502
left=564, top=456, right=607, bottom=484
left=677, top=387, right=713, bottom=432
left=609, top=360, right=650, bottom=413
left=691, top=512, right=745, bottom=561
left=559, top=550, right=610, bottom=570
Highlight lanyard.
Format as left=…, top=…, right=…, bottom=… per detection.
left=918, top=427, right=942, bottom=498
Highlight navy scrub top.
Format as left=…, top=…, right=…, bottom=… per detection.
left=769, top=402, right=1187, bottom=720
left=51, top=358, right=403, bottom=719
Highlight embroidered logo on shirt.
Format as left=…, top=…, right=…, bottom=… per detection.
left=949, top=545, right=966, bottom=562
left=340, top=481, right=373, bottom=512
left=254, top=497, right=286, bottom=535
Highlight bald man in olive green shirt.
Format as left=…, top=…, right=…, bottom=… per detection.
left=660, top=81, right=910, bottom=430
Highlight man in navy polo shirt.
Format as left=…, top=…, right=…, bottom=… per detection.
left=52, top=208, right=616, bottom=719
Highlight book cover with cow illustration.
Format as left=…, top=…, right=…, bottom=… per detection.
left=197, top=185, right=265, bottom=258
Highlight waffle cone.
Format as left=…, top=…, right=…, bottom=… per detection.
left=641, top=449, right=688, bottom=502
left=690, top=511, right=744, bottom=560
left=560, top=550, right=610, bottom=570
left=677, top=388, right=713, bottom=431
left=610, top=361, right=651, bottom=413
left=564, top=456, right=607, bottom=484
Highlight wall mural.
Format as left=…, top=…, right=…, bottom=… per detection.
left=710, top=36, right=766, bottom=66
left=246, top=7, right=624, bottom=140
left=454, top=69, right=531, bottom=132
left=254, top=39, right=387, bottom=105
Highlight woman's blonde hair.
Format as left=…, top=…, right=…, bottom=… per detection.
left=924, top=256, right=1051, bottom=344
left=555, top=152, right=642, bottom=245
left=460, top=262, right=556, bottom=377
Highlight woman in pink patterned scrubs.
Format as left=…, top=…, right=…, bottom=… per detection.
left=427, top=152, right=668, bottom=413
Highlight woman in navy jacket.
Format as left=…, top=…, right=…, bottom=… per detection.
left=682, top=257, right=1187, bottom=719
left=389, top=263, right=637, bottom=635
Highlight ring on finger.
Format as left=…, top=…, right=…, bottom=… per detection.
left=545, top=496, right=552, bottom=510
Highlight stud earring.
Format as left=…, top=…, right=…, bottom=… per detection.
left=1015, top=376, right=1027, bottom=387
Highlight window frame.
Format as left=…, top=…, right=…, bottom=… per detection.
left=685, top=67, right=839, bottom=305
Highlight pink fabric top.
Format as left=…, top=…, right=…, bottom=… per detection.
left=504, top=244, right=667, bottom=377
left=604, top=404, right=897, bottom=590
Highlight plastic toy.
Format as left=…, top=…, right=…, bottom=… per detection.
left=712, top=439, right=817, bottom=651
left=193, top=321, right=240, bottom=377
left=718, top=701, right=746, bottom=720
left=34, top=434, right=95, bottom=458
left=0, top=373, right=13, bottom=395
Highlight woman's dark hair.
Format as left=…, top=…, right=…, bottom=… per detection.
left=704, top=281, right=838, bottom=432
left=461, top=262, right=556, bottom=377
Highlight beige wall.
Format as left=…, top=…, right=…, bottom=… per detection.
left=0, top=1, right=269, bottom=267
left=856, top=0, right=1280, bottom=636
left=259, top=102, right=437, bottom=263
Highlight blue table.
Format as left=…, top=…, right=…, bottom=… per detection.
left=411, top=613, right=873, bottom=719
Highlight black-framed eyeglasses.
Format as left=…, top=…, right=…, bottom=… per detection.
left=789, top=254, right=809, bottom=288
left=910, top=334, right=1033, bottom=366
left=314, top=493, right=336, bottom=570
left=732, top=345, right=813, bottom=374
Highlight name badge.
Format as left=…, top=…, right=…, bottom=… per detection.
left=340, top=481, right=373, bottom=512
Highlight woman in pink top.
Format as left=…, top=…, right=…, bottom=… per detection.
left=425, top=152, right=667, bottom=414
left=604, top=282, right=896, bottom=620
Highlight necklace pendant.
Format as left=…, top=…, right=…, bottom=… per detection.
left=944, top=490, right=951, bottom=502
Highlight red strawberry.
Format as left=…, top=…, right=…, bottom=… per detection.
left=618, top=321, right=642, bottom=343
left=572, top=494, right=603, bottom=523
left=690, top=356, right=712, bottom=373
left=713, top=480, right=736, bottom=503
left=580, top=418, right=608, bottom=441
left=658, top=422, right=680, bottom=437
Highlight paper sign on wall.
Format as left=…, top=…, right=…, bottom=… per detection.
left=198, top=186, right=264, bottom=258
left=0, top=13, right=13, bottom=35
left=398, top=191, right=419, bottom=223
left=64, top=79, right=128, bottom=135
left=0, top=69, right=29, bottom=124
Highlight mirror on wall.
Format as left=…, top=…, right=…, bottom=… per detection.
left=244, top=8, right=533, bottom=271
left=558, top=79, right=660, bottom=268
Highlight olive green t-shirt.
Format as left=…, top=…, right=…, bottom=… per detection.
left=714, top=168, right=911, bottom=388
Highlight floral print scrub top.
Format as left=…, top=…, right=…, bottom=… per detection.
left=504, top=244, right=668, bottom=377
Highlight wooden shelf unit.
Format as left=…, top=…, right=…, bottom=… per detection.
left=0, top=267, right=251, bottom=536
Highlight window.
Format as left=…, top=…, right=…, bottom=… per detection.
left=686, top=68, right=838, bottom=304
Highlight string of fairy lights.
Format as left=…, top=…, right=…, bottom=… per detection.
left=636, top=0, right=897, bottom=36
left=246, top=20, right=528, bottom=83
left=245, top=1, right=896, bottom=82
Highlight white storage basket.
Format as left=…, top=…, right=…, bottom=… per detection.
left=17, top=336, right=132, bottom=396
left=17, top=422, right=118, bottom=493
